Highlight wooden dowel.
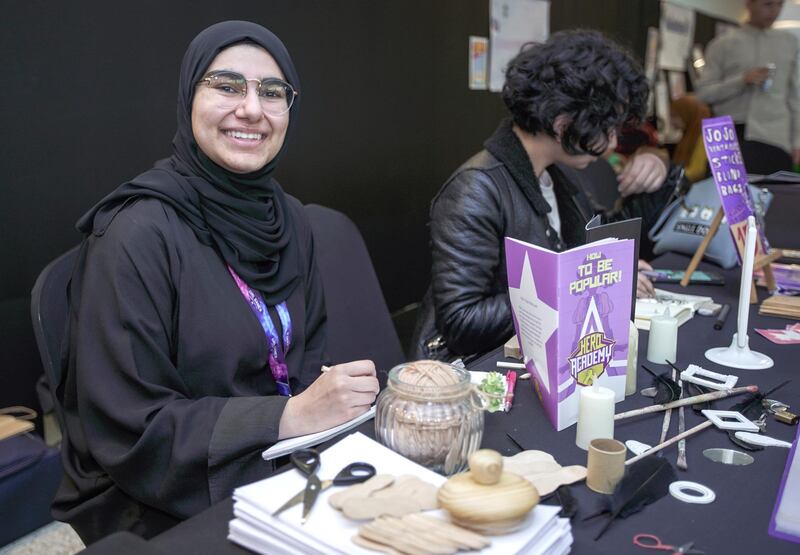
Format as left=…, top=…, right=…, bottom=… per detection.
left=614, top=385, right=758, bottom=421
left=681, top=208, right=724, bottom=287
left=496, top=362, right=525, bottom=370
left=626, top=421, right=714, bottom=465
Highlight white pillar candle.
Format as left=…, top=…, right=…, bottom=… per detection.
left=575, top=383, right=615, bottom=450
left=646, top=313, right=678, bottom=365
left=626, top=321, right=639, bottom=397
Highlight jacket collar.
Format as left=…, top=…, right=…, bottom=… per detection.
left=483, top=118, right=553, bottom=216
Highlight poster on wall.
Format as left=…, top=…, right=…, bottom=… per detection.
left=469, top=36, right=489, bottom=90
left=654, top=72, right=675, bottom=141
left=668, top=71, right=686, bottom=100
left=658, top=1, right=695, bottom=71
left=644, top=27, right=659, bottom=117
left=489, top=0, right=549, bottom=92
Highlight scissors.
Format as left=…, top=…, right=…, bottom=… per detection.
left=633, top=534, right=704, bottom=555
left=272, top=449, right=376, bottom=523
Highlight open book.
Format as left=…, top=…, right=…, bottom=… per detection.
left=634, top=289, right=713, bottom=331
left=505, top=237, right=634, bottom=431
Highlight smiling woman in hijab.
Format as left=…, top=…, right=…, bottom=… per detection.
left=54, top=21, right=379, bottom=543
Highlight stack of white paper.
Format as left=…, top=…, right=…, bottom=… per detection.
left=230, top=432, right=572, bottom=555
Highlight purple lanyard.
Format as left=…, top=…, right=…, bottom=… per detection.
left=228, top=266, right=292, bottom=396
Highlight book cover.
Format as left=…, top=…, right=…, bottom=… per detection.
left=585, top=215, right=642, bottom=321
left=505, top=237, right=635, bottom=431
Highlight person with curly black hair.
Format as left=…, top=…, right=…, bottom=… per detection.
left=412, top=30, right=677, bottom=361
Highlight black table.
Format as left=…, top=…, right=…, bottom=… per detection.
left=142, top=252, right=799, bottom=555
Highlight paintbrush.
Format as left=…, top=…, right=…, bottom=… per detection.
left=625, top=421, right=714, bottom=465
left=614, top=385, right=758, bottom=421
left=666, top=361, right=688, bottom=470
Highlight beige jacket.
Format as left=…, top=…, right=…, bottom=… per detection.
left=696, top=24, right=800, bottom=154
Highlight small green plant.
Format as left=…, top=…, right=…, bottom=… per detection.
left=479, top=372, right=506, bottom=412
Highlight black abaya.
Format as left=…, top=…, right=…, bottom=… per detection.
left=55, top=196, right=326, bottom=542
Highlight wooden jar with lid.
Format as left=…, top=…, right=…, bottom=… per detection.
left=437, top=449, right=540, bottom=534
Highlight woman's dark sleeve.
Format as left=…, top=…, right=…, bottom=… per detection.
left=296, top=207, right=327, bottom=390
left=429, top=170, right=514, bottom=355
left=72, top=208, right=287, bottom=519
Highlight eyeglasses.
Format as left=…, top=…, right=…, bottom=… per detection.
left=197, top=71, right=298, bottom=116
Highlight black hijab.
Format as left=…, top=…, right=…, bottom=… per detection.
left=77, top=21, right=302, bottom=304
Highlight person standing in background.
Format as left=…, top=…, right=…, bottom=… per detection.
left=670, top=95, right=711, bottom=183
left=696, top=0, right=799, bottom=174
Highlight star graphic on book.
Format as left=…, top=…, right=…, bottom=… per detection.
left=508, top=252, right=559, bottom=394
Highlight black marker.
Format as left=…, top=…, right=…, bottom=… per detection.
left=714, top=304, right=731, bottom=330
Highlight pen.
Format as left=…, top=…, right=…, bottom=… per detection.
left=504, top=371, right=517, bottom=412
left=714, top=303, right=731, bottom=330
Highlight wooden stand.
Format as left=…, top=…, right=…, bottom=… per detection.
left=679, top=207, right=782, bottom=303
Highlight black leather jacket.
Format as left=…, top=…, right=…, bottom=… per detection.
left=412, top=119, right=675, bottom=360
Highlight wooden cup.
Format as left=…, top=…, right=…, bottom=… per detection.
left=586, top=438, right=626, bottom=494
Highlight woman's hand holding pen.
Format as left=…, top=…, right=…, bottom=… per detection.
left=278, top=360, right=379, bottom=439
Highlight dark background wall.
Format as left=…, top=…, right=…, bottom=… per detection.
left=1, top=0, right=510, bottom=313
left=1, top=1, right=735, bottom=413
left=0, top=0, right=736, bottom=412
left=1, top=0, right=733, bottom=312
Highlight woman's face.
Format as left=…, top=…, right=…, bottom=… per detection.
left=191, top=44, right=290, bottom=174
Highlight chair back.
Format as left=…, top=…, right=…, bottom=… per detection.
left=30, top=246, right=79, bottom=428
left=304, top=204, right=404, bottom=372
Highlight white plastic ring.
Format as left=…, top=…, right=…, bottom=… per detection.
left=669, top=481, right=716, bottom=504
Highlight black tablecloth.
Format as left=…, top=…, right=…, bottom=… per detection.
left=752, top=182, right=800, bottom=249
left=141, top=252, right=799, bottom=555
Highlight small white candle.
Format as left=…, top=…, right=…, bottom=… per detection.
left=626, top=321, right=639, bottom=397
left=647, top=313, right=678, bottom=364
left=575, top=383, right=615, bottom=450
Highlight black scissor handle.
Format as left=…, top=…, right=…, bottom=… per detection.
left=332, top=462, right=376, bottom=486
left=290, top=449, right=320, bottom=477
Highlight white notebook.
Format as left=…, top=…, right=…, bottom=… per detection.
left=261, top=406, right=375, bottom=461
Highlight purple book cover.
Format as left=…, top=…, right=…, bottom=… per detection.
left=701, top=115, right=770, bottom=261
left=769, top=425, right=800, bottom=543
left=505, top=237, right=634, bottom=431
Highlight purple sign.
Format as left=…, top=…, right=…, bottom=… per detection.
left=701, top=115, right=770, bottom=261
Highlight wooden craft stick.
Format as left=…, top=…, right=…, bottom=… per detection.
left=352, top=534, right=405, bottom=555
left=680, top=207, right=724, bottom=287
left=496, top=362, right=525, bottom=370
left=389, top=517, right=462, bottom=553
left=363, top=518, right=455, bottom=555
left=625, top=420, right=714, bottom=466
left=614, top=385, right=758, bottom=421
left=403, top=514, right=490, bottom=550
